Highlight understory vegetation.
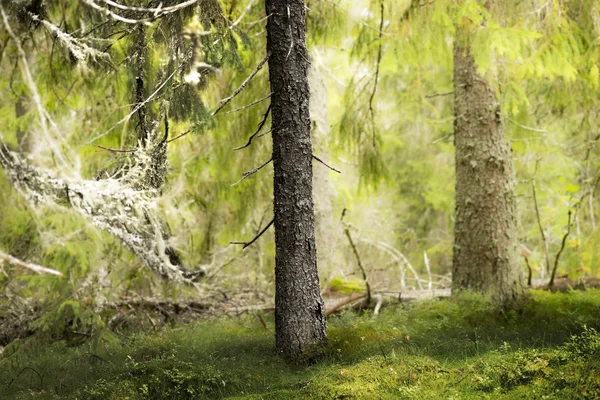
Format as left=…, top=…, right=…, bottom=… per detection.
left=2, top=290, right=600, bottom=399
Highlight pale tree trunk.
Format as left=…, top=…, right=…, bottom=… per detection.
left=309, top=57, right=338, bottom=277
left=452, top=27, right=524, bottom=305
left=265, top=0, right=327, bottom=361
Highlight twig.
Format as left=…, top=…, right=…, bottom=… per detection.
left=313, top=154, right=341, bottom=173
left=549, top=209, right=573, bottom=288
left=426, top=91, right=454, bottom=98
left=432, top=133, right=454, bottom=144
left=524, top=255, right=533, bottom=287
left=6, top=367, right=43, bottom=391
left=0, top=250, right=63, bottom=276
left=212, top=53, right=270, bottom=116
left=167, top=130, right=191, bottom=143
left=506, top=116, right=549, bottom=134
left=234, top=105, right=271, bottom=150
left=342, top=212, right=372, bottom=304
left=423, top=251, right=432, bottom=290
left=368, top=1, right=385, bottom=116
left=231, top=157, right=273, bottom=186
left=531, top=160, right=550, bottom=279
left=94, top=144, right=137, bottom=153
left=373, top=294, right=383, bottom=317
left=222, top=94, right=271, bottom=115
left=230, top=218, right=274, bottom=249
left=230, top=0, right=259, bottom=28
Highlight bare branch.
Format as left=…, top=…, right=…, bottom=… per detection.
left=506, top=116, right=549, bottom=134
left=212, top=53, right=270, bottom=116
left=222, top=94, right=271, bottom=115
left=229, top=0, right=259, bottom=29
left=234, top=105, right=271, bottom=150
left=549, top=209, right=574, bottom=288
left=231, top=218, right=274, bottom=249
left=425, top=91, right=454, bottom=98
left=531, top=160, right=550, bottom=279
left=231, top=157, right=273, bottom=186
left=343, top=219, right=372, bottom=304
left=94, top=144, right=137, bottom=153
left=368, top=1, right=385, bottom=116
left=0, top=250, right=63, bottom=276
left=312, top=154, right=341, bottom=173
left=167, top=130, right=192, bottom=143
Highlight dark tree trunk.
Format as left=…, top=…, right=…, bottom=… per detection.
left=452, top=30, right=524, bottom=305
left=265, top=0, right=327, bottom=360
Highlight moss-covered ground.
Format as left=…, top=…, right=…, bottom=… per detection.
left=1, top=290, right=600, bottom=399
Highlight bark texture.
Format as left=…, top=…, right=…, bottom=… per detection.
left=265, top=0, right=327, bottom=360
left=452, top=33, right=523, bottom=305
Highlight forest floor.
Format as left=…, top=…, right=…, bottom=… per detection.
left=1, top=289, right=599, bottom=399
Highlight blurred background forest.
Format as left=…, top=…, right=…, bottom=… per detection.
left=0, top=0, right=599, bottom=341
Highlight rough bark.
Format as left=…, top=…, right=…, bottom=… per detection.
left=265, top=0, right=327, bottom=360
left=452, top=31, right=524, bottom=305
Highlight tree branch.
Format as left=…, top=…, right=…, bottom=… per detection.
left=234, top=104, right=271, bottom=150
left=212, top=53, right=270, bottom=116
left=0, top=250, right=63, bottom=276
left=549, top=209, right=574, bottom=288
left=312, top=154, right=341, bottom=173
left=231, top=157, right=273, bottom=186
left=222, top=94, right=271, bottom=115
left=230, top=218, right=274, bottom=249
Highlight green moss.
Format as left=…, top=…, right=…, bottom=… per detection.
left=1, top=290, right=599, bottom=399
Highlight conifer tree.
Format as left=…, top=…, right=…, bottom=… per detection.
left=452, top=2, right=523, bottom=304
left=265, top=0, right=327, bottom=360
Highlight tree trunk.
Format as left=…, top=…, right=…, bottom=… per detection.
left=265, top=0, right=327, bottom=360
left=452, top=29, right=523, bottom=305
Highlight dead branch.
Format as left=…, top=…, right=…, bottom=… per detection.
left=167, top=129, right=191, bottom=143
left=212, top=53, right=270, bottom=116
left=230, top=218, right=274, bottom=249
left=234, top=104, right=271, bottom=150
left=313, top=154, right=341, bottom=173
left=531, top=160, right=550, bottom=279
left=549, top=209, right=573, bottom=288
left=342, top=212, right=372, bottom=303
left=223, top=94, right=271, bottom=115
left=231, top=157, right=273, bottom=186
left=0, top=250, right=63, bottom=276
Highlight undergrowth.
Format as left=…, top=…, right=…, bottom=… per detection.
left=1, top=290, right=600, bottom=399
